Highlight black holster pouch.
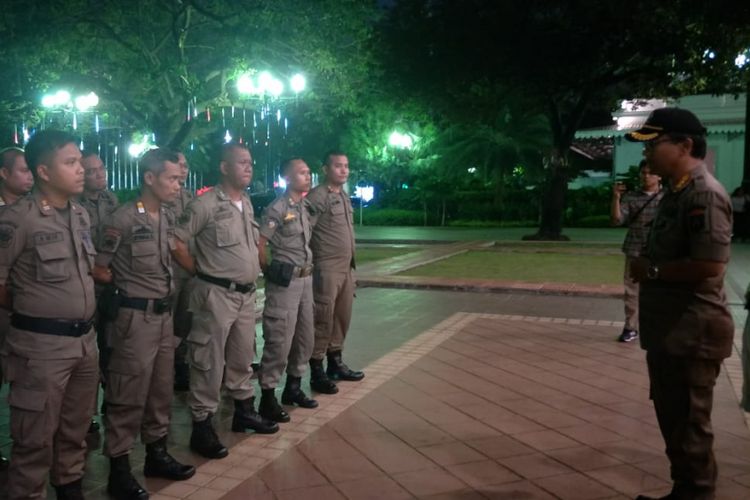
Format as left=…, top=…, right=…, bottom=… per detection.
left=98, top=285, right=121, bottom=321
left=267, top=260, right=294, bottom=287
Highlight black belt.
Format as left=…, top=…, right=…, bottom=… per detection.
left=197, top=272, right=256, bottom=294
left=293, top=265, right=314, bottom=278
left=120, top=295, right=173, bottom=314
left=11, top=313, right=94, bottom=337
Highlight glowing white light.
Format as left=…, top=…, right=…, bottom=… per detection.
left=703, top=49, right=716, bottom=60
left=224, top=130, right=232, bottom=143
left=290, top=74, right=306, bottom=93
left=736, top=53, right=748, bottom=68
left=74, top=92, right=99, bottom=111
left=277, top=176, right=287, bottom=190
left=237, top=73, right=259, bottom=95
left=257, top=71, right=274, bottom=93
left=467, top=167, right=477, bottom=173
left=56, top=90, right=71, bottom=106
left=388, top=131, right=413, bottom=149
left=41, top=94, right=56, bottom=107
left=355, top=185, right=374, bottom=202
left=128, top=134, right=154, bottom=158
left=269, top=78, right=284, bottom=98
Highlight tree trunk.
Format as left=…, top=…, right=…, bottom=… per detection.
left=441, top=198, right=446, bottom=226
left=423, top=199, right=428, bottom=226
left=523, top=149, right=570, bottom=241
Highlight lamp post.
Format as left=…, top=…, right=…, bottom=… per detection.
left=236, top=71, right=308, bottom=193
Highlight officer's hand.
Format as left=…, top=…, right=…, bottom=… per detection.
left=629, top=257, right=649, bottom=283
left=92, top=265, right=114, bottom=284
left=613, top=182, right=627, bottom=199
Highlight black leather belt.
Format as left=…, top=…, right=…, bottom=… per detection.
left=120, top=295, right=173, bottom=314
left=11, top=313, right=94, bottom=337
left=197, top=272, right=256, bottom=294
left=293, top=265, right=314, bottom=278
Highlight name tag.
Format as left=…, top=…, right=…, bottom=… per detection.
left=33, top=231, right=64, bottom=245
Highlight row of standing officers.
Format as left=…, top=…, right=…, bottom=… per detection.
left=0, top=133, right=364, bottom=500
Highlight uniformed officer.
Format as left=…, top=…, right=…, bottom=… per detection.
left=93, top=148, right=195, bottom=500
left=0, top=147, right=34, bottom=206
left=627, top=108, right=733, bottom=500
left=0, top=146, right=33, bottom=470
left=172, top=143, right=278, bottom=460
left=165, top=151, right=195, bottom=391
left=0, top=130, right=99, bottom=499
left=257, top=158, right=318, bottom=423
left=79, top=150, right=119, bottom=432
left=305, top=150, right=364, bottom=395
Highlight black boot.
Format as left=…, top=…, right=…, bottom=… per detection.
left=281, top=376, right=319, bottom=408
left=54, top=478, right=84, bottom=500
left=326, top=350, right=365, bottom=381
left=234, top=395, right=283, bottom=430
left=258, top=389, right=291, bottom=423
left=310, top=358, right=338, bottom=394
left=0, top=448, right=8, bottom=469
left=173, top=362, right=190, bottom=391
left=144, top=436, right=195, bottom=480
left=190, top=415, right=228, bottom=459
left=88, top=419, right=100, bottom=433
left=107, top=455, right=149, bottom=500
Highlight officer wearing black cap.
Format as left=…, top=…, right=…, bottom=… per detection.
left=627, top=107, right=733, bottom=500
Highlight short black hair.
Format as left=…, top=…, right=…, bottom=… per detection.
left=139, top=147, right=179, bottom=182
left=281, top=157, right=306, bottom=176
left=665, top=133, right=707, bottom=159
left=218, top=142, right=251, bottom=165
left=638, top=159, right=648, bottom=171
left=24, top=130, right=78, bottom=181
left=322, top=149, right=347, bottom=167
left=80, top=149, right=100, bottom=160
left=0, top=147, right=25, bottom=172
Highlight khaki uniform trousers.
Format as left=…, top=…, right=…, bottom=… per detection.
left=646, top=351, right=721, bottom=500
left=259, top=276, right=314, bottom=389
left=3, top=331, right=98, bottom=499
left=104, top=305, right=175, bottom=457
left=173, top=273, right=195, bottom=364
left=187, top=280, right=257, bottom=421
left=312, top=269, right=354, bottom=360
left=623, top=256, right=639, bottom=331
left=741, top=317, right=750, bottom=411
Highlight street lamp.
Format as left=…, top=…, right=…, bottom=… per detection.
left=41, top=90, right=99, bottom=111
left=388, top=130, right=414, bottom=149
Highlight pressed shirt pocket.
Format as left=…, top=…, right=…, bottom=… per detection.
left=35, top=241, right=71, bottom=282
left=215, top=221, right=240, bottom=247
left=131, top=240, right=159, bottom=272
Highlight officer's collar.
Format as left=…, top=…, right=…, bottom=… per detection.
left=33, top=190, right=82, bottom=216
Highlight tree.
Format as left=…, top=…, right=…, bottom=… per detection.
left=380, top=0, right=750, bottom=239
left=0, top=0, right=379, bottom=151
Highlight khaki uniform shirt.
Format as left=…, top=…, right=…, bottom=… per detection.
left=165, top=187, right=195, bottom=280
left=175, top=186, right=260, bottom=284
left=96, top=201, right=174, bottom=299
left=305, top=185, right=355, bottom=271
left=260, top=192, right=312, bottom=267
left=640, top=164, right=734, bottom=359
left=0, top=191, right=97, bottom=358
left=79, top=189, right=119, bottom=245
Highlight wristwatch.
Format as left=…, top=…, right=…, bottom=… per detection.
left=647, top=263, right=660, bottom=280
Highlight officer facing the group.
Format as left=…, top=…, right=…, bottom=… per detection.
left=305, top=150, right=364, bottom=395
left=627, top=108, right=733, bottom=500
left=166, top=151, right=195, bottom=391
left=257, top=158, right=318, bottom=423
left=93, top=148, right=195, bottom=500
left=80, top=150, right=119, bottom=243
left=0, top=130, right=99, bottom=499
left=172, top=143, right=278, bottom=460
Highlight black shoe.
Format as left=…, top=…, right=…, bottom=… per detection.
left=0, top=449, right=8, bottom=470
left=144, top=436, right=195, bottom=480
left=310, top=358, right=338, bottom=394
left=326, top=350, right=365, bottom=381
left=190, top=415, right=228, bottom=459
left=174, top=363, right=190, bottom=391
left=235, top=395, right=283, bottom=430
left=258, top=390, right=291, bottom=423
left=88, top=419, right=100, bottom=433
left=54, top=478, right=85, bottom=500
left=281, top=376, right=319, bottom=408
left=108, top=455, right=149, bottom=500
left=618, top=328, right=639, bottom=343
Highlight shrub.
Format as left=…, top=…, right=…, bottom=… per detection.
left=354, top=208, right=424, bottom=226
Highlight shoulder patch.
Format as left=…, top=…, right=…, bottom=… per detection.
left=0, top=222, right=16, bottom=248
left=178, top=206, right=193, bottom=225
left=100, top=227, right=122, bottom=253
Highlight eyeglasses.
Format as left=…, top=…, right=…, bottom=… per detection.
left=644, top=137, right=672, bottom=151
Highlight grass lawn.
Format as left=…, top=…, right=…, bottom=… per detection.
left=399, top=249, right=624, bottom=285
left=356, top=246, right=422, bottom=265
